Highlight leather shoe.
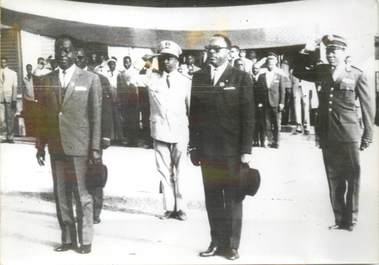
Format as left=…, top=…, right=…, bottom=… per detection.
left=224, top=248, right=239, bottom=260
left=159, top=211, right=174, bottom=220
left=199, top=243, right=219, bottom=257
left=54, top=243, right=74, bottom=252
left=341, top=223, right=356, bottom=232
left=94, top=217, right=101, bottom=224
left=328, top=224, right=343, bottom=230
left=76, top=244, right=91, bottom=254
left=174, top=210, right=187, bottom=221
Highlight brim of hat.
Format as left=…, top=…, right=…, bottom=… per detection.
left=159, top=52, right=180, bottom=59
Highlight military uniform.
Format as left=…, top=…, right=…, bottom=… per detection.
left=293, top=35, right=375, bottom=230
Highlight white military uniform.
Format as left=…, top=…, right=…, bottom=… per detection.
left=146, top=70, right=191, bottom=212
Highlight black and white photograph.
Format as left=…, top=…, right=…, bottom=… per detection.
left=0, top=0, right=378, bottom=264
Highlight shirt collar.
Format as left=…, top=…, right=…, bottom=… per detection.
left=210, top=61, right=228, bottom=74
left=58, top=64, right=76, bottom=75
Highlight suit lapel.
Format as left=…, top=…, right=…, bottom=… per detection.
left=62, top=67, right=81, bottom=107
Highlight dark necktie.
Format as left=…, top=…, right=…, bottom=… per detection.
left=61, top=70, right=67, bottom=103
left=166, top=74, right=170, bottom=88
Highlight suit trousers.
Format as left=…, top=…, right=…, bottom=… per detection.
left=201, top=156, right=243, bottom=249
left=253, top=106, right=266, bottom=146
left=264, top=106, right=281, bottom=145
left=139, top=86, right=151, bottom=144
left=322, top=142, right=360, bottom=226
left=0, top=101, right=14, bottom=140
left=154, top=139, right=188, bottom=212
left=293, top=87, right=310, bottom=127
left=50, top=155, right=94, bottom=246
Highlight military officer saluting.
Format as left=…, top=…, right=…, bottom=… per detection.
left=293, top=34, right=375, bottom=231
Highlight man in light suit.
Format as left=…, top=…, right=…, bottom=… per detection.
left=0, top=57, right=18, bottom=143
left=35, top=35, right=102, bottom=254
left=255, top=52, right=287, bottom=148
left=293, top=35, right=375, bottom=231
left=140, top=40, right=191, bottom=220
left=189, top=34, right=254, bottom=260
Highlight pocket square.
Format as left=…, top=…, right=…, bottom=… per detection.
left=223, top=86, right=236, bottom=90
left=75, top=86, right=87, bottom=91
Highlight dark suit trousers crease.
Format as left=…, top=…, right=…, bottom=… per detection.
left=264, top=106, right=281, bottom=144
left=322, top=142, right=360, bottom=226
left=50, top=155, right=93, bottom=245
left=201, top=156, right=243, bottom=249
left=254, top=106, right=266, bottom=145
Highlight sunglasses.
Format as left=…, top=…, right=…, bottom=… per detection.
left=204, top=45, right=228, bottom=52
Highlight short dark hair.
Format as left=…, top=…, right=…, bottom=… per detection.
left=212, top=34, right=232, bottom=49
left=231, top=45, right=240, bottom=51
left=123, top=56, right=131, bottom=61
left=26, top=64, right=32, bottom=68
left=55, top=35, right=77, bottom=51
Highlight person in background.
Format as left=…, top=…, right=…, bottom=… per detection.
left=137, top=55, right=158, bottom=148
left=105, top=57, right=124, bottom=144
left=233, top=58, right=245, bottom=71
left=117, top=56, right=139, bottom=146
left=33, top=57, right=50, bottom=77
left=0, top=57, right=18, bottom=143
left=255, top=52, right=287, bottom=148
left=187, top=54, right=201, bottom=75
left=291, top=71, right=312, bottom=135
left=94, top=53, right=109, bottom=75
left=21, top=64, right=39, bottom=137
left=293, top=34, right=375, bottom=231
left=239, top=49, right=253, bottom=74
left=228, top=45, right=240, bottom=66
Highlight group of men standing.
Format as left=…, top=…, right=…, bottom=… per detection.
left=2, top=31, right=374, bottom=260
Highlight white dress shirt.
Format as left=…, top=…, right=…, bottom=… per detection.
left=58, top=64, right=76, bottom=88
left=210, top=61, right=228, bottom=85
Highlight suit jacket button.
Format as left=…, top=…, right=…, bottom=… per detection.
left=329, top=101, right=332, bottom=104
left=328, top=108, right=332, bottom=112
left=329, top=94, right=333, bottom=98
left=59, top=112, right=62, bottom=116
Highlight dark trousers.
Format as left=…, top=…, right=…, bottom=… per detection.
left=322, top=142, right=360, bottom=226
left=123, top=93, right=140, bottom=144
left=201, top=156, right=243, bottom=249
left=138, top=86, right=151, bottom=144
left=264, top=106, right=281, bottom=145
left=22, top=99, right=38, bottom=137
left=50, top=155, right=93, bottom=246
left=253, top=106, right=266, bottom=146
left=1, top=101, right=14, bottom=140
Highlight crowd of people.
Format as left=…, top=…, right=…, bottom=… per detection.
left=0, top=32, right=376, bottom=260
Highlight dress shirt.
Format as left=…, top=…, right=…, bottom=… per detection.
left=210, top=62, right=229, bottom=85
left=58, top=64, right=76, bottom=88
left=23, top=75, right=34, bottom=101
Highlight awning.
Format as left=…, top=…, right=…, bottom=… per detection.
left=1, top=0, right=376, bottom=49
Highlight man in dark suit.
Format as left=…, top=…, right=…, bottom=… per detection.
left=293, top=34, right=375, bottom=231
left=76, top=47, right=112, bottom=224
left=189, top=34, right=254, bottom=260
left=35, top=35, right=102, bottom=253
left=255, top=52, right=287, bottom=148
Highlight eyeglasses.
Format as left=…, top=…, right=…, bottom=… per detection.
left=204, top=45, right=228, bottom=52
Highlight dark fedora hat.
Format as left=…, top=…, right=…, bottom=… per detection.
left=239, top=165, right=261, bottom=197
left=86, top=163, right=108, bottom=189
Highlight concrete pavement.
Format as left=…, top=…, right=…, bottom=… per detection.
left=1, top=130, right=379, bottom=264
